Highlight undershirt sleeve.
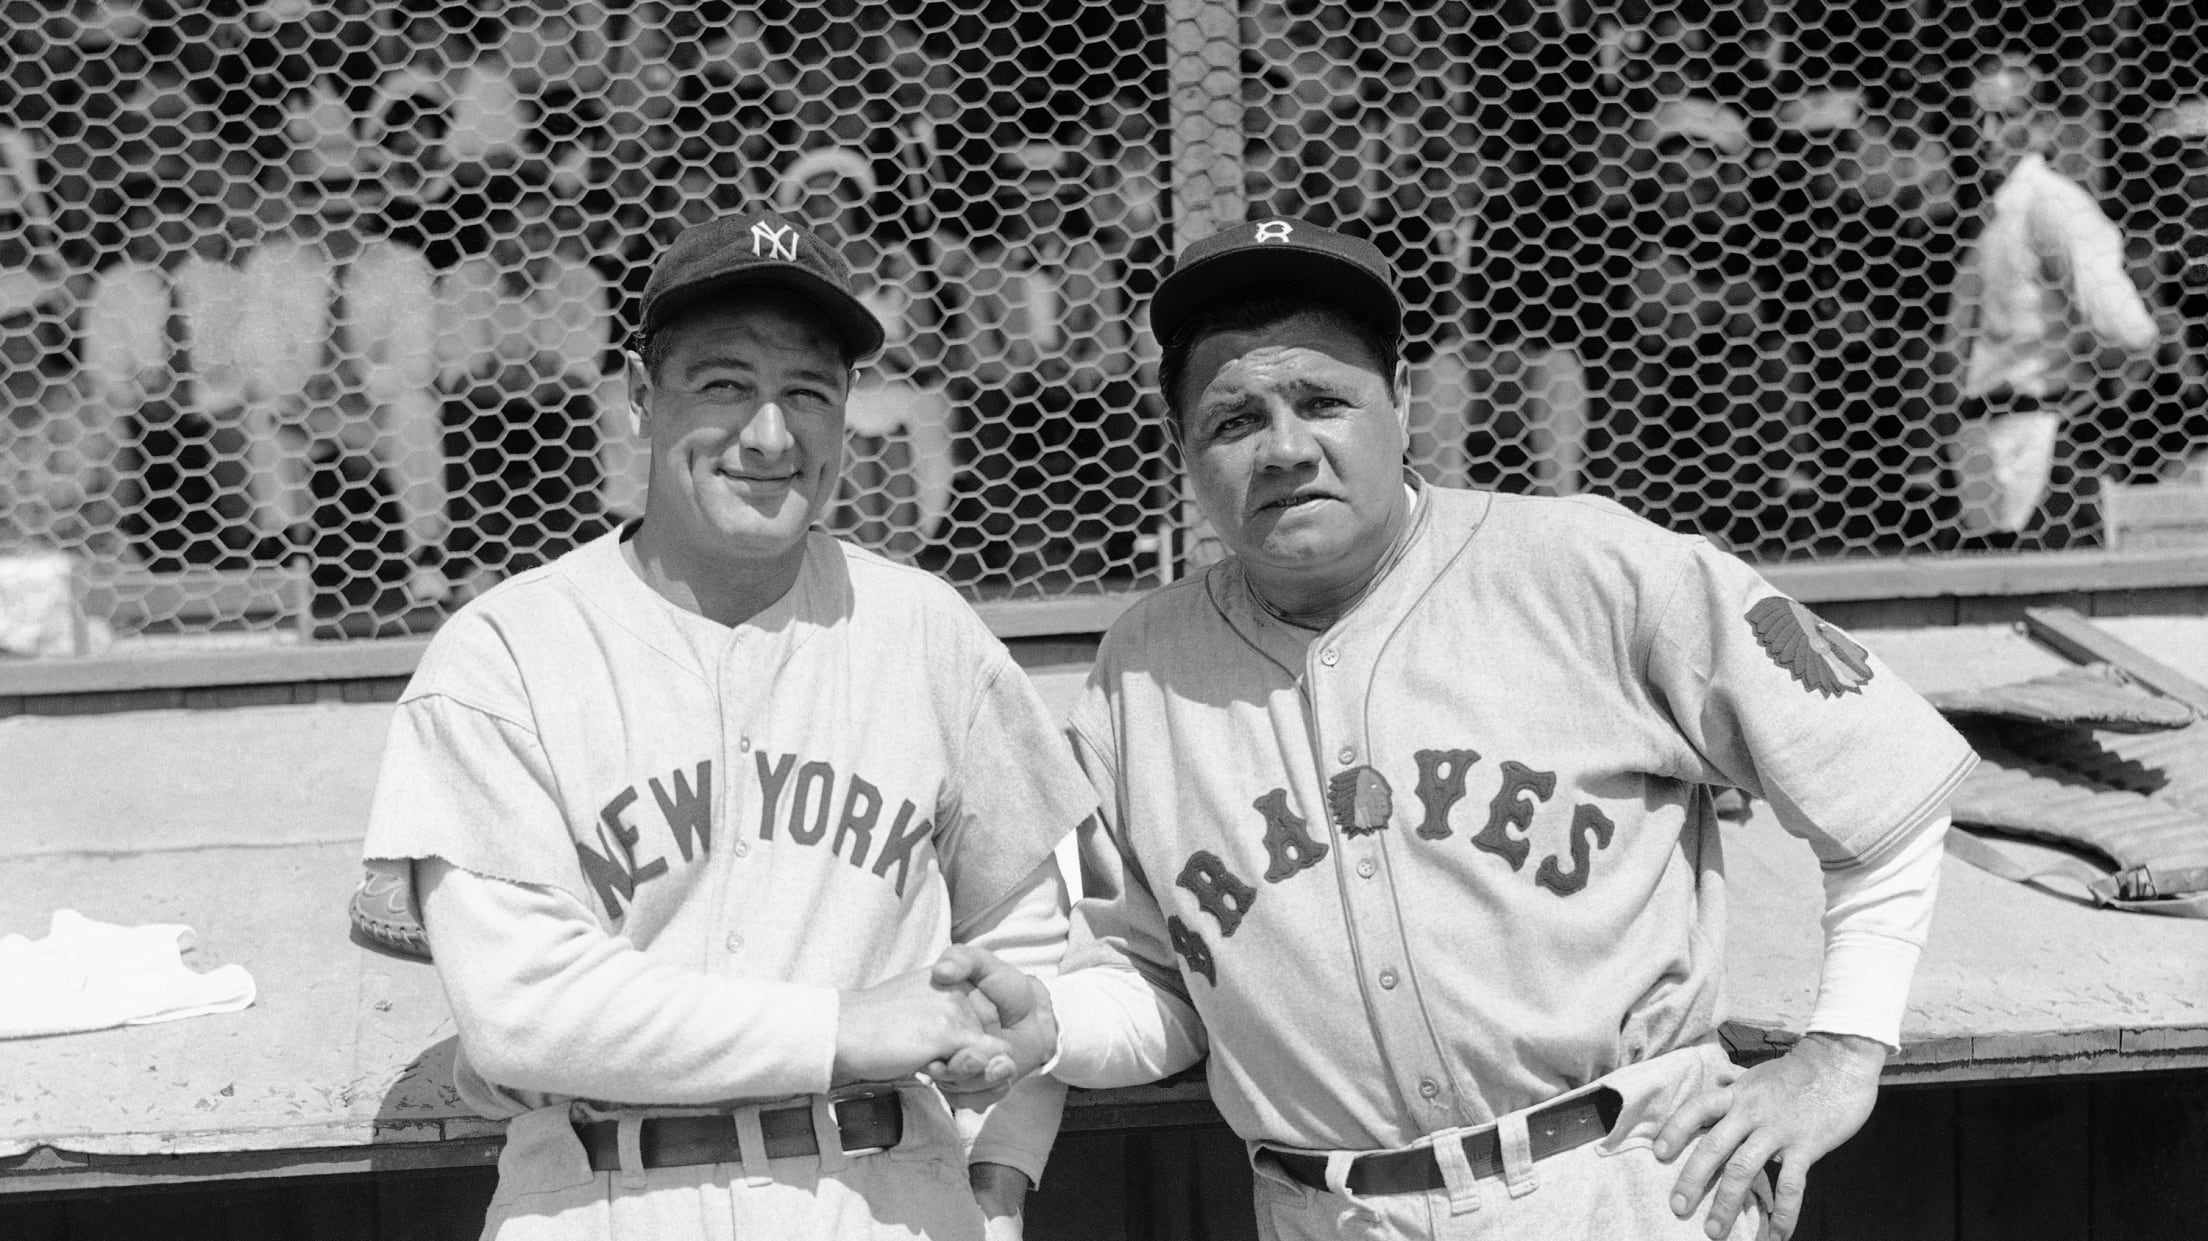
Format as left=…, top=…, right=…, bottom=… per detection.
left=1806, top=812, right=1950, bottom=1051
left=418, top=859, right=839, bottom=1105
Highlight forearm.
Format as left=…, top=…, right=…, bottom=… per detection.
left=954, top=858, right=1072, bottom=1182
left=1807, top=813, right=1949, bottom=1050
left=420, top=860, right=837, bottom=1104
left=1043, top=962, right=1206, bottom=1089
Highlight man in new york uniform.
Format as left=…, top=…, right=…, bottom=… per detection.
left=362, top=209, right=1092, bottom=1241
left=939, top=219, right=1976, bottom=1240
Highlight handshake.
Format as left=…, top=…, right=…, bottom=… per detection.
left=832, top=946, right=1059, bottom=1105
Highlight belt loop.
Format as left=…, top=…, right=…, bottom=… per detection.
left=1497, top=1111, right=1538, bottom=1199
left=811, top=1095, right=849, bottom=1173
left=615, top=1116, right=649, bottom=1191
left=1323, top=1150, right=1357, bottom=1197
left=733, top=1106, right=774, bottom=1186
left=1430, top=1130, right=1483, bottom=1216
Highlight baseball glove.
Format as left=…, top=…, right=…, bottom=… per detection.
left=349, top=859, right=432, bottom=961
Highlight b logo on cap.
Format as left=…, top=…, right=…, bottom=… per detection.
left=751, top=220, right=798, bottom=262
left=1253, top=221, right=1294, bottom=244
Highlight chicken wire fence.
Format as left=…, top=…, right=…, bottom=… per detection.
left=0, top=0, right=2204, bottom=645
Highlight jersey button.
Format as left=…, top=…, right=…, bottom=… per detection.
left=1319, top=647, right=1338, bottom=667
left=724, top=934, right=743, bottom=953
left=1356, top=858, right=1377, bottom=878
left=738, top=736, right=752, bottom=753
left=1418, top=1078, right=1442, bottom=1100
left=1378, top=968, right=1399, bottom=990
left=1338, top=746, right=1356, bottom=765
left=732, top=840, right=750, bottom=858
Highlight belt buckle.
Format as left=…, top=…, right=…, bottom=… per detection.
left=829, top=1086, right=899, bottom=1157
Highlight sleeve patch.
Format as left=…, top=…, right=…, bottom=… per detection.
left=1746, top=596, right=1874, bottom=698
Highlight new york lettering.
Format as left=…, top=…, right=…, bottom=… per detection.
left=574, top=750, right=934, bottom=921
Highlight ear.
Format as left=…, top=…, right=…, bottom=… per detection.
left=1392, top=357, right=1412, bottom=440
left=623, top=348, right=651, bottom=440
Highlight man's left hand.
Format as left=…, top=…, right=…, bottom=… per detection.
left=1655, top=1032, right=1886, bottom=1241
left=970, top=1161, right=1030, bottom=1241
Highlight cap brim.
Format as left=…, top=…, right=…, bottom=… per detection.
left=646, top=266, right=886, bottom=364
left=1151, top=244, right=1401, bottom=349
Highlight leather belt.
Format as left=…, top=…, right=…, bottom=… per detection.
left=576, top=1091, right=904, bottom=1172
left=1268, top=1087, right=1621, bottom=1196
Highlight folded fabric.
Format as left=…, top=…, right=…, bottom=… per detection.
left=0, top=910, right=257, bottom=1039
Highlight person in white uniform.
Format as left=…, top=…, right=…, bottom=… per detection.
left=936, top=217, right=1976, bottom=1241
left=362, top=207, right=1093, bottom=1241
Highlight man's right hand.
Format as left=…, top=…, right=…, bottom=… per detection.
left=924, top=945, right=1058, bottom=1101
left=832, top=967, right=1016, bottom=1087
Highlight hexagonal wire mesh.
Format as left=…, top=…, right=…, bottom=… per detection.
left=0, top=1, right=2202, bottom=646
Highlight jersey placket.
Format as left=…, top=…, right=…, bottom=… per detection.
left=707, top=632, right=760, bottom=970
left=1304, top=631, right=1467, bottom=1135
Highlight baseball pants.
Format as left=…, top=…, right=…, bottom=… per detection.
left=476, top=1083, right=987, bottom=1241
left=1249, top=1042, right=1769, bottom=1241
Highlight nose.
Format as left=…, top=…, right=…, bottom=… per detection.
left=740, top=399, right=793, bottom=458
left=1254, top=409, right=1320, bottom=471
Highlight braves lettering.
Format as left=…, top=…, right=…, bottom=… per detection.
left=1178, top=850, right=1257, bottom=936
left=1412, top=747, right=1480, bottom=839
left=1167, top=915, right=1217, bottom=986
left=1535, top=804, right=1617, bottom=896
left=1254, top=788, right=1328, bottom=882
left=1168, top=750, right=1619, bottom=988
left=1471, top=761, right=1555, bottom=871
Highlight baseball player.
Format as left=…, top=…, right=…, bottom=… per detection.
left=935, top=218, right=1976, bottom=1241
left=360, top=208, right=1094, bottom=1241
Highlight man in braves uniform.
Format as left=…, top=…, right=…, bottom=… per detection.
left=936, top=218, right=1974, bottom=1240
left=361, top=208, right=1093, bottom=1241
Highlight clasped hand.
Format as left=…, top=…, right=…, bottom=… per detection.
left=831, top=947, right=1056, bottom=1107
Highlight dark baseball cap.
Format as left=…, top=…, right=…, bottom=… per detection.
left=639, top=209, right=885, bottom=363
left=1150, top=218, right=1403, bottom=349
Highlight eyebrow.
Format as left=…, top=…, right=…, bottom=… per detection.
left=677, top=355, right=844, bottom=389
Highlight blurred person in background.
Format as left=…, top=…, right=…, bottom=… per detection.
left=1764, top=87, right=1960, bottom=555
left=1943, top=53, right=2159, bottom=549
left=934, top=133, right=1140, bottom=589
left=85, top=174, right=260, bottom=572
left=2, top=124, right=115, bottom=561
left=779, top=145, right=955, bottom=559
left=236, top=83, right=446, bottom=624
left=2136, top=99, right=2208, bottom=485
left=1586, top=98, right=1789, bottom=554
left=437, top=169, right=615, bottom=598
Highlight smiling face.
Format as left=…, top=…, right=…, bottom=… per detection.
left=629, top=290, right=852, bottom=588
left=1176, top=307, right=1411, bottom=617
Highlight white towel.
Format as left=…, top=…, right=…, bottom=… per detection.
left=0, top=910, right=257, bottom=1039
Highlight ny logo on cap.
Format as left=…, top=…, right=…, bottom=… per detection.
left=1253, top=221, right=1294, bottom=244
left=751, top=220, right=799, bottom=262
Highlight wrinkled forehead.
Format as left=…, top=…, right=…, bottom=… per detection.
left=1186, top=311, right=1391, bottom=396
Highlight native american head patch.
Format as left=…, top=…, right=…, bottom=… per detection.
left=1328, top=765, right=1394, bottom=836
left=1746, top=596, right=1873, bottom=698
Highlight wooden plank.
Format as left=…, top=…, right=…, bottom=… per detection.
left=2023, top=605, right=2208, bottom=715
left=0, top=638, right=430, bottom=698
left=0, top=1140, right=506, bottom=1198
left=1761, top=548, right=2208, bottom=603
left=2089, top=1071, right=2208, bottom=1237
left=1794, top=1085, right=1956, bottom=1241
left=1955, top=1080, right=2091, bottom=1241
